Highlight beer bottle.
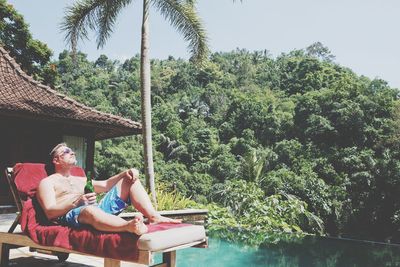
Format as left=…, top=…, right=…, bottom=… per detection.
left=84, top=171, right=95, bottom=194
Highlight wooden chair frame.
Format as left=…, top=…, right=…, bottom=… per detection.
left=1, top=167, right=207, bottom=267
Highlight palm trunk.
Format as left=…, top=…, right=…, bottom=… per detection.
left=140, top=0, right=157, bottom=206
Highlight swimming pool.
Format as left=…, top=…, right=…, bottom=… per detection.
left=156, top=231, right=400, bottom=266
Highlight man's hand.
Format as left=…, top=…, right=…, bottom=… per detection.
left=125, top=168, right=139, bottom=182
left=75, top=192, right=97, bottom=206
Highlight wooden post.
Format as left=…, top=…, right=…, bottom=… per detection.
left=104, top=258, right=121, bottom=267
left=0, top=243, right=10, bottom=267
left=85, top=135, right=95, bottom=174
left=163, top=251, right=176, bottom=267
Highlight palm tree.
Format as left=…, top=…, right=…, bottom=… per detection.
left=61, top=0, right=208, bottom=205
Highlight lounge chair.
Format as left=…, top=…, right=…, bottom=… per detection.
left=1, top=163, right=207, bottom=267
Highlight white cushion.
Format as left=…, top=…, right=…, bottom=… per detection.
left=137, top=225, right=206, bottom=251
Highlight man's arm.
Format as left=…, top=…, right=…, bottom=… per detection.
left=36, top=178, right=78, bottom=220
left=93, top=168, right=139, bottom=193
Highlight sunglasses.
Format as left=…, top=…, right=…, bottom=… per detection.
left=61, top=147, right=74, bottom=156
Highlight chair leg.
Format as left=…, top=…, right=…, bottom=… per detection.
left=163, top=251, right=176, bottom=267
left=0, top=243, right=10, bottom=267
left=104, top=258, right=121, bottom=267
left=7, top=217, right=20, bottom=233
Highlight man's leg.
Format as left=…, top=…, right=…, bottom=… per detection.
left=78, top=205, right=147, bottom=235
left=116, top=177, right=182, bottom=223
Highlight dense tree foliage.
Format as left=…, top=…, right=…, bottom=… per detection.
left=0, top=0, right=53, bottom=82
left=46, top=43, right=400, bottom=243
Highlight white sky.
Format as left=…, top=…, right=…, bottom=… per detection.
left=7, top=0, right=400, bottom=89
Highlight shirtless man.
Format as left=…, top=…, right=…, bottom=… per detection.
left=37, top=143, right=181, bottom=235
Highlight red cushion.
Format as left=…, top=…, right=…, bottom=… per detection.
left=13, top=163, right=48, bottom=199
left=15, top=163, right=193, bottom=261
left=13, top=163, right=86, bottom=199
left=20, top=198, right=191, bottom=261
left=71, top=166, right=86, bottom=177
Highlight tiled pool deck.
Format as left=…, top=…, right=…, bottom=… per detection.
left=0, top=213, right=145, bottom=267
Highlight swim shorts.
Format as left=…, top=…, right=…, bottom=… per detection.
left=57, top=185, right=130, bottom=228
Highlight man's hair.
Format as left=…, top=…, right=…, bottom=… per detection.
left=50, top=143, right=67, bottom=159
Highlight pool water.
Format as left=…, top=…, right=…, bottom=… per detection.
left=155, top=234, right=400, bottom=267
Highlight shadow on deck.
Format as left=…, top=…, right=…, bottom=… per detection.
left=9, top=256, right=94, bottom=267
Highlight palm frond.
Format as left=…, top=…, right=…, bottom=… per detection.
left=97, top=0, right=133, bottom=48
left=61, top=0, right=99, bottom=55
left=152, top=0, right=209, bottom=64
left=168, top=145, right=185, bottom=159
left=61, top=0, right=132, bottom=54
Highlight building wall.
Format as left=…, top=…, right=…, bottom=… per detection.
left=0, top=116, right=95, bottom=205
left=63, top=135, right=87, bottom=169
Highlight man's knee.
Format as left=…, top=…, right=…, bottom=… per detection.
left=129, top=178, right=143, bottom=191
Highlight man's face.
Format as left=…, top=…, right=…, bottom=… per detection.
left=53, top=146, right=77, bottom=166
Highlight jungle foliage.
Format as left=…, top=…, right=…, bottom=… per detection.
left=5, top=0, right=399, bottom=246
left=0, top=0, right=53, bottom=81
left=41, top=45, right=400, bottom=243
left=39, top=44, right=400, bottom=243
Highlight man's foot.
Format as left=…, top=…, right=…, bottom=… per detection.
left=127, top=218, right=148, bottom=235
left=149, top=215, right=182, bottom=224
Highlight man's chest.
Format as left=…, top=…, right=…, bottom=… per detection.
left=53, top=177, right=85, bottom=195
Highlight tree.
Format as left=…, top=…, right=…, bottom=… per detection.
left=61, top=0, right=208, bottom=205
left=306, top=42, right=335, bottom=62
left=48, top=42, right=400, bottom=241
left=0, top=0, right=52, bottom=79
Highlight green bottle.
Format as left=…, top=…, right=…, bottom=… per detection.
left=84, top=171, right=95, bottom=194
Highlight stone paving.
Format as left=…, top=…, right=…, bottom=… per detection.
left=0, top=214, right=145, bottom=267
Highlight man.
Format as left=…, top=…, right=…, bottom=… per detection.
left=37, top=143, right=181, bottom=235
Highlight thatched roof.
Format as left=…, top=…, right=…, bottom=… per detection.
left=0, top=46, right=141, bottom=140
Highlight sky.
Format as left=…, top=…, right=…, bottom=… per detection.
left=7, top=0, right=400, bottom=89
